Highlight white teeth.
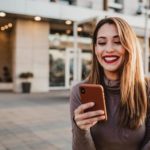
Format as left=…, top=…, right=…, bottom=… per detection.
left=104, top=57, right=118, bottom=61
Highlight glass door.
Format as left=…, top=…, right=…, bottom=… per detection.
left=49, top=48, right=92, bottom=89
left=65, top=48, right=75, bottom=88
left=49, top=48, right=65, bottom=88
left=81, top=50, right=92, bottom=80
left=65, top=48, right=92, bottom=88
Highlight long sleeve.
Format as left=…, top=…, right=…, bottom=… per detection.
left=69, top=83, right=96, bottom=150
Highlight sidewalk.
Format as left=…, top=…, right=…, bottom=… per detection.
left=0, top=91, right=72, bottom=150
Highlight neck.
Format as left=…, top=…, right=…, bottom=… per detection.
left=104, top=71, right=119, bottom=81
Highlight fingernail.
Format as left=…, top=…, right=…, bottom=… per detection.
left=101, top=111, right=104, bottom=114
left=98, top=110, right=104, bottom=114
left=91, top=102, right=95, bottom=106
left=102, top=116, right=105, bottom=119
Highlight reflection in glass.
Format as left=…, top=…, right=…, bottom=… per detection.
left=49, top=49, right=65, bottom=87
left=69, top=58, right=73, bottom=85
left=81, top=51, right=92, bottom=80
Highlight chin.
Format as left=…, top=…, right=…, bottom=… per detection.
left=102, top=62, right=122, bottom=72
left=104, top=65, right=123, bottom=74
left=105, top=69, right=118, bottom=72
left=104, top=65, right=120, bottom=72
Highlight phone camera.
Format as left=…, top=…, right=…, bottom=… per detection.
left=80, top=87, right=85, bottom=94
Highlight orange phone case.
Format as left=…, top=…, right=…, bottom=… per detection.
left=79, top=84, right=107, bottom=121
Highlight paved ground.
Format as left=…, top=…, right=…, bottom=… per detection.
left=0, top=91, right=72, bottom=150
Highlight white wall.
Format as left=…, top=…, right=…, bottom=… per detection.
left=14, top=19, right=49, bottom=92
left=1, top=0, right=150, bottom=29
left=123, top=0, right=139, bottom=15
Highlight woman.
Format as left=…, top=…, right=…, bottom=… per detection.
left=70, top=17, right=150, bottom=150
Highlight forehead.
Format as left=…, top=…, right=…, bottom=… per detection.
left=97, top=23, right=119, bottom=37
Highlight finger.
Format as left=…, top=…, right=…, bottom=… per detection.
left=80, top=125, right=90, bottom=130
left=92, top=120, right=98, bottom=126
left=75, top=110, right=104, bottom=121
left=80, top=124, right=95, bottom=130
left=77, top=115, right=105, bottom=126
left=80, top=121, right=98, bottom=130
left=74, top=102, right=94, bottom=115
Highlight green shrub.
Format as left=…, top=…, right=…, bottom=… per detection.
left=19, top=72, right=34, bottom=79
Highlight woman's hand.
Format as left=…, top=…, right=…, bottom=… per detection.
left=74, top=102, right=105, bottom=130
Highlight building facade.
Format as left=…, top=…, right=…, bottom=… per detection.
left=0, top=0, right=149, bottom=92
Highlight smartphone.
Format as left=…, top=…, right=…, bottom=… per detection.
left=79, top=84, right=107, bottom=121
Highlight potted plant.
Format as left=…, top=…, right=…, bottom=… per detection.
left=19, top=72, right=34, bottom=93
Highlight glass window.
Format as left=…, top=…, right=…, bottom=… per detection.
left=49, top=49, right=65, bottom=87
left=81, top=50, right=92, bottom=80
left=69, top=57, right=74, bottom=85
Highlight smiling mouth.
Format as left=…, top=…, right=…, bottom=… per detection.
left=103, top=56, right=120, bottom=63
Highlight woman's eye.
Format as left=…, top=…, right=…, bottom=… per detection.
left=114, top=41, right=121, bottom=44
left=98, top=42, right=106, bottom=45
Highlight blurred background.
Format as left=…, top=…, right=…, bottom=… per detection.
left=0, top=0, right=150, bottom=93
left=1, top=1, right=150, bottom=150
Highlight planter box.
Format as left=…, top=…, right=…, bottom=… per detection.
left=21, top=82, right=31, bottom=93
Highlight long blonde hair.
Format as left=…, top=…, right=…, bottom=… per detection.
left=88, top=17, right=147, bottom=129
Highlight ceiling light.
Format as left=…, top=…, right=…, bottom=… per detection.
left=0, top=12, right=6, bottom=17
left=1, top=27, right=5, bottom=31
left=65, top=20, right=72, bottom=25
left=8, top=23, right=13, bottom=28
left=77, top=27, right=83, bottom=32
left=4, top=25, right=8, bottom=29
left=66, top=30, right=71, bottom=34
left=34, top=16, right=41, bottom=21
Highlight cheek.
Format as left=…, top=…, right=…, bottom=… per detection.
left=95, top=49, right=98, bottom=56
left=95, top=50, right=100, bottom=60
left=95, top=48, right=103, bottom=57
left=95, top=50, right=103, bottom=64
left=120, top=50, right=126, bottom=60
left=118, top=46, right=125, bottom=54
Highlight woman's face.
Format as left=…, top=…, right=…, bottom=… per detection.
left=95, top=23, right=125, bottom=79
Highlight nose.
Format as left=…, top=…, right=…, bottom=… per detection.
left=105, top=43, right=114, bottom=53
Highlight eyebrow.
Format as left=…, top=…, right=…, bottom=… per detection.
left=97, top=35, right=119, bottom=39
